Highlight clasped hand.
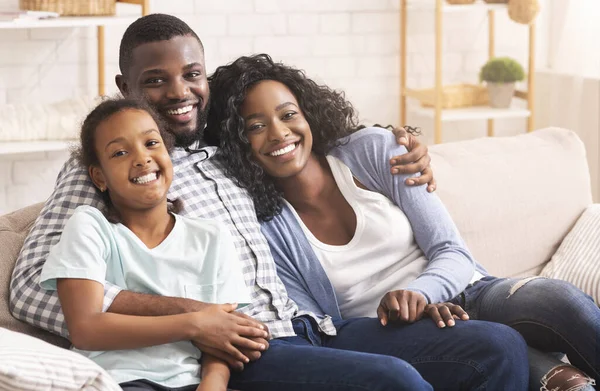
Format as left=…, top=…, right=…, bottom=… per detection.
left=377, top=290, right=469, bottom=328
left=189, top=303, right=270, bottom=371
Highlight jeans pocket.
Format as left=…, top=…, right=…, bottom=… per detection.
left=292, top=316, right=322, bottom=346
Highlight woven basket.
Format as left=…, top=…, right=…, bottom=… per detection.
left=446, top=0, right=476, bottom=4
left=19, top=0, right=116, bottom=16
left=410, top=84, right=489, bottom=109
left=508, top=0, right=540, bottom=25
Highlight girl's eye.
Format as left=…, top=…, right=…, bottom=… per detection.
left=112, top=150, right=127, bottom=158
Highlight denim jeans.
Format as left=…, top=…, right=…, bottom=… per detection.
left=452, top=276, right=600, bottom=387
left=229, top=315, right=529, bottom=391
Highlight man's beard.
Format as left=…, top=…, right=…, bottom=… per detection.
left=172, top=104, right=209, bottom=148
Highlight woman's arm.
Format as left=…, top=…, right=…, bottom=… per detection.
left=330, top=127, right=477, bottom=304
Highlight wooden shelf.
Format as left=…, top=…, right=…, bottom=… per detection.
left=0, top=140, right=73, bottom=156
left=411, top=105, right=531, bottom=122
left=0, top=14, right=138, bottom=29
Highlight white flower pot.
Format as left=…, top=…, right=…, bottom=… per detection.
left=486, top=82, right=516, bottom=108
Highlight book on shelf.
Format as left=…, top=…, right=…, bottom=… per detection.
left=0, top=10, right=59, bottom=22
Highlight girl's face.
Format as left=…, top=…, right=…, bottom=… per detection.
left=89, top=109, right=173, bottom=213
left=240, top=80, right=313, bottom=179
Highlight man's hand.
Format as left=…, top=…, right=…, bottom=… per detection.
left=189, top=303, right=268, bottom=370
left=423, top=302, right=469, bottom=328
left=390, top=127, right=436, bottom=193
left=377, top=290, right=427, bottom=326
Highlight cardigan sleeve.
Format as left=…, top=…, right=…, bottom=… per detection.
left=329, top=127, right=476, bottom=304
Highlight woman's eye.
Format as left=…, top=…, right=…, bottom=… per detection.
left=283, top=112, right=297, bottom=120
left=247, top=123, right=264, bottom=132
left=147, top=140, right=160, bottom=147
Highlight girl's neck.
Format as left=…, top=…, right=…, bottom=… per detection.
left=277, top=155, right=338, bottom=213
left=117, top=203, right=175, bottom=249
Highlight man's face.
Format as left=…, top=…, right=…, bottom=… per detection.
left=117, top=35, right=210, bottom=147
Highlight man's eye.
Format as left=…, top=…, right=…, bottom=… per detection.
left=187, top=71, right=202, bottom=78
left=145, top=78, right=163, bottom=84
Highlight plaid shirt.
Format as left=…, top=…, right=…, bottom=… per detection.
left=10, top=146, right=336, bottom=339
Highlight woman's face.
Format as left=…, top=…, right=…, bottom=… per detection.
left=89, top=108, right=174, bottom=213
left=240, top=80, right=313, bottom=179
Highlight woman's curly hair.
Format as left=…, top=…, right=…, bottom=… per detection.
left=205, top=54, right=361, bottom=221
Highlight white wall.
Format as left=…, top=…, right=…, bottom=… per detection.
left=0, top=0, right=548, bottom=213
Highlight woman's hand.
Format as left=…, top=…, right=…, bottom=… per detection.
left=390, top=127, right=436, bottom=193
left=377, top=290, right=428, bottom=326
left=423, top=302, right=469, bottom=328
left=189, top=303, right=269, bottom=370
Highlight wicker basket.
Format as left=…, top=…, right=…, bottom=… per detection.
left=19, top=0, right=116, bottom=16
left=446, top=0, right=476, bottom=4
left=410, top=84, right=489, bottom=109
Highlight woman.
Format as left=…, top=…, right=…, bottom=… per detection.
left=206, top=53, right=598, bottom=391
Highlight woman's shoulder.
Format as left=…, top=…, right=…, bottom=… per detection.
left=332, top=126, right=407, bottom=160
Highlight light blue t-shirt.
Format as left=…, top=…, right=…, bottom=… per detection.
left=39, top=205, right=251, bottom=387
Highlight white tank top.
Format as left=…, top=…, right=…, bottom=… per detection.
left=284, top=156, right=429, bottom=319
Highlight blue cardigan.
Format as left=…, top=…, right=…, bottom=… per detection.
left=261, top=127, right=489, bottom=322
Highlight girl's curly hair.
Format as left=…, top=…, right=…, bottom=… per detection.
left=205, top=54, right=361, bottom=221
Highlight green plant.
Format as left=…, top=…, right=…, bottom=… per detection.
left=479, top=57, right=525, bottom=83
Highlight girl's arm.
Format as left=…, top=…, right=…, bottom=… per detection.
left=197, top=354, right=230, bottom=391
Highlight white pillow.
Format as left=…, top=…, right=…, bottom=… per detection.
left=0, top=328, right=121, bottom=391
left=540, top=204, right=600, bottom=304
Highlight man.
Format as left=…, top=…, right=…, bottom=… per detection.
left=10, top=14, right=528, bottom=391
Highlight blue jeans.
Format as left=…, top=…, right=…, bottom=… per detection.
left=229, top=315, right=529, bottom=391
left=452, top=276, right=600, bottom=385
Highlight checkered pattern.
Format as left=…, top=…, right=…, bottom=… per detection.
left=10, top=146, right=336, bottom=339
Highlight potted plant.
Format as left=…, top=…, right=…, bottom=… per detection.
left=479, top=57, right=525, bottom=108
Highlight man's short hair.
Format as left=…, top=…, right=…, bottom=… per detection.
left=118, top=13, right=204, bottom=76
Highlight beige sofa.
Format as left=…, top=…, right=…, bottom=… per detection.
left=0, top=127, right=593, bottom=377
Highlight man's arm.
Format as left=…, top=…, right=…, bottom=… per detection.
left=390, top=126, right=436, bottom=193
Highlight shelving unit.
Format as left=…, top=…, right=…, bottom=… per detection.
left=0, top=0, right=149, bottom=156
left=400, top=0, right=536, bottom=144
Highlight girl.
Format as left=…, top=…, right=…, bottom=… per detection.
left=205, top=53, right=598, bottom=391
left=39, top=98, right=266, bottom=391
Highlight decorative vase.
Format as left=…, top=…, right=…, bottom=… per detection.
left=508, top=0, right=540, bottom=25
left=486, top=82, right=515, bottom=108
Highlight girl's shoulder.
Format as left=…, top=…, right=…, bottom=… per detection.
left=68, top=205, right=112, bottom=228
left=173, top=214, right=232, bottom=238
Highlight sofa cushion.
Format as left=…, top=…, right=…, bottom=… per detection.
left=540, top=204, right=600, bottom=303
left=430, top=127, right=592, bottom=277
left=0, top=327, right=120, bottom=390
left=0, top=203, right=70, bottom=348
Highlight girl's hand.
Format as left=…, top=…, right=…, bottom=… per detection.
left=189, top=303, right=269, bottom=368
left=424, top=302, right=469, bottom=328
left=377, top=290, right=427, bottom=326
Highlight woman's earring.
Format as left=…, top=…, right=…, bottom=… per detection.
left=100, top=186, right=106, bottom=192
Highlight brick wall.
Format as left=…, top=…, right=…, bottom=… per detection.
left=0, top=0, right=549, bottom=214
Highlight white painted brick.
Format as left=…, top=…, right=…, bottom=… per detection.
left=0, top=29, right=28, bottom=42
left=254, top=0, right=283, bottom=13
left=0, top=90, right=6, bottom=105
left=311, top=36, right=353, bottom=56
left=12, top=157, right=62, bottom=186
left=358, top=33, right=399, bottom=55
left=228, top=14, right=287, bottom=36
left=29, top=27, right=81, bottom=41
left=255, top=36, right=312, bottom=57
left=6, top=85, right=91, bottom=104
left=407, top=34, right=434, bottom=54
left=345, top=0, right=389, bottom=12
left=464, top=51, right=489, bottom=74
left=6, top=183, right=54, bottom=212
left=39, top=63, right=88, bottom=87
left=288, top=14, right=319, bottom=35
left=56, top=37, right=96, bottom=64
left=276, top=56, right=326, bottom=78
left=324, top=57, right=357, bottom=78
left=352, top=13, right=399, bottom=34
left=218, top=37, right=254, bottom=58
left=406, top=10, right=434, bottom=34
left=320, top=13, right=351, bottom=34
left=0, top=66, right=38, bottom=89
left=150, top=0, right=194, bottom=14
left=0, top=189, right=7, bottom=215
left=357, top=55, right=399, bottom=77
left=388, top=0, right=400, bottom=10
left=187, top=15, right=228, bottom=37
left=194, top=0, right=253, bottom=13
left=0, top=161, right=10, bottom=188
left=0, top=41, right=56, bottom=65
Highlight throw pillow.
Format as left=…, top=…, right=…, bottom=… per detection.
left=540, top=204, right=600, bottom=304
left=0, top=327, right=121, bottom=390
